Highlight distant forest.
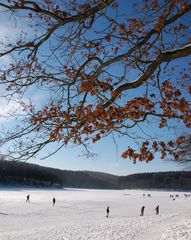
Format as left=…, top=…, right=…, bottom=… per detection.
left=0, top=159, right=191, bottom=190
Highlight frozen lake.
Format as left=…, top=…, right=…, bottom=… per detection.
left=0, top=188, right=191, bottom=239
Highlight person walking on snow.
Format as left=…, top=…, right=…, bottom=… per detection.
left=140, top=206, right=145, bottom=216
left=155, top=205, right=159, bottom=215
left=53, top=197, right=56, bottom=206
left=26, top=194, right=30, bottom=203
left=106, top=206, right=110, bottom=218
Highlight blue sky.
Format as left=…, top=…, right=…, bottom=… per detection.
left=29, top=138, right=182, bottom=175
left=27, top=128, right=183, bottom=175
left=0, top=1, right=189, bottom=175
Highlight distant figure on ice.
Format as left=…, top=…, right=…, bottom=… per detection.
left=140, top=206, right=145, bottom=216
left=106, top=206, right=110, bottom=218
left=155, top=205, right=159, bottom=215
left=53, top=197, right=56, bottom=206
left=26, top=194, right=30, bottom=203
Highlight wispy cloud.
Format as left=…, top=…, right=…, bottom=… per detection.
left=0, top=23, right=16, bottom=39
left=0, top=99, right=23, bottom=122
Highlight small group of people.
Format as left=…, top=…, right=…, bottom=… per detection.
left=106, top=205, right=159, bottom=218
left=143, top=193, right=152, bottom=197
left=170, top=194, right=179, bottom=201
left=184, top=194, right=191, bottom=198
left=140, top=205, right=159, bottom=216
left=25, top=194, right=56, bottom=206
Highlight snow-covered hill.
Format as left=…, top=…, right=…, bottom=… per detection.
left=0, top=188, right=191, bottom=239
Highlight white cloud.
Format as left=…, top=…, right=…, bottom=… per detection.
left=0, top=97, right=27, bottom=124
left=0, top=99, right=19, bottom=115
left=0, top=23, right=16, bottom=39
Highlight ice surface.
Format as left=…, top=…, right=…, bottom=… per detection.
left=0, top=187, right=191, bottom=239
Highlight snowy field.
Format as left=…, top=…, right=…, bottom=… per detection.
left=0, top=188, right=191, bottom=240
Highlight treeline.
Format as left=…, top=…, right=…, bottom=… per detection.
left=0, top=159, right=62, bottom=187
left=0, top=159, right=118, bottom=188
left=119, top=172, right=191, bottom=190
left=0, top=159, right=191, bottom=190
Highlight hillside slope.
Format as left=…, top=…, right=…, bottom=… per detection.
left=0, top=160, right=191, bottom=189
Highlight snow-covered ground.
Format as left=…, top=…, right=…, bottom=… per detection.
left=0, top=188, right=191, bottom=240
